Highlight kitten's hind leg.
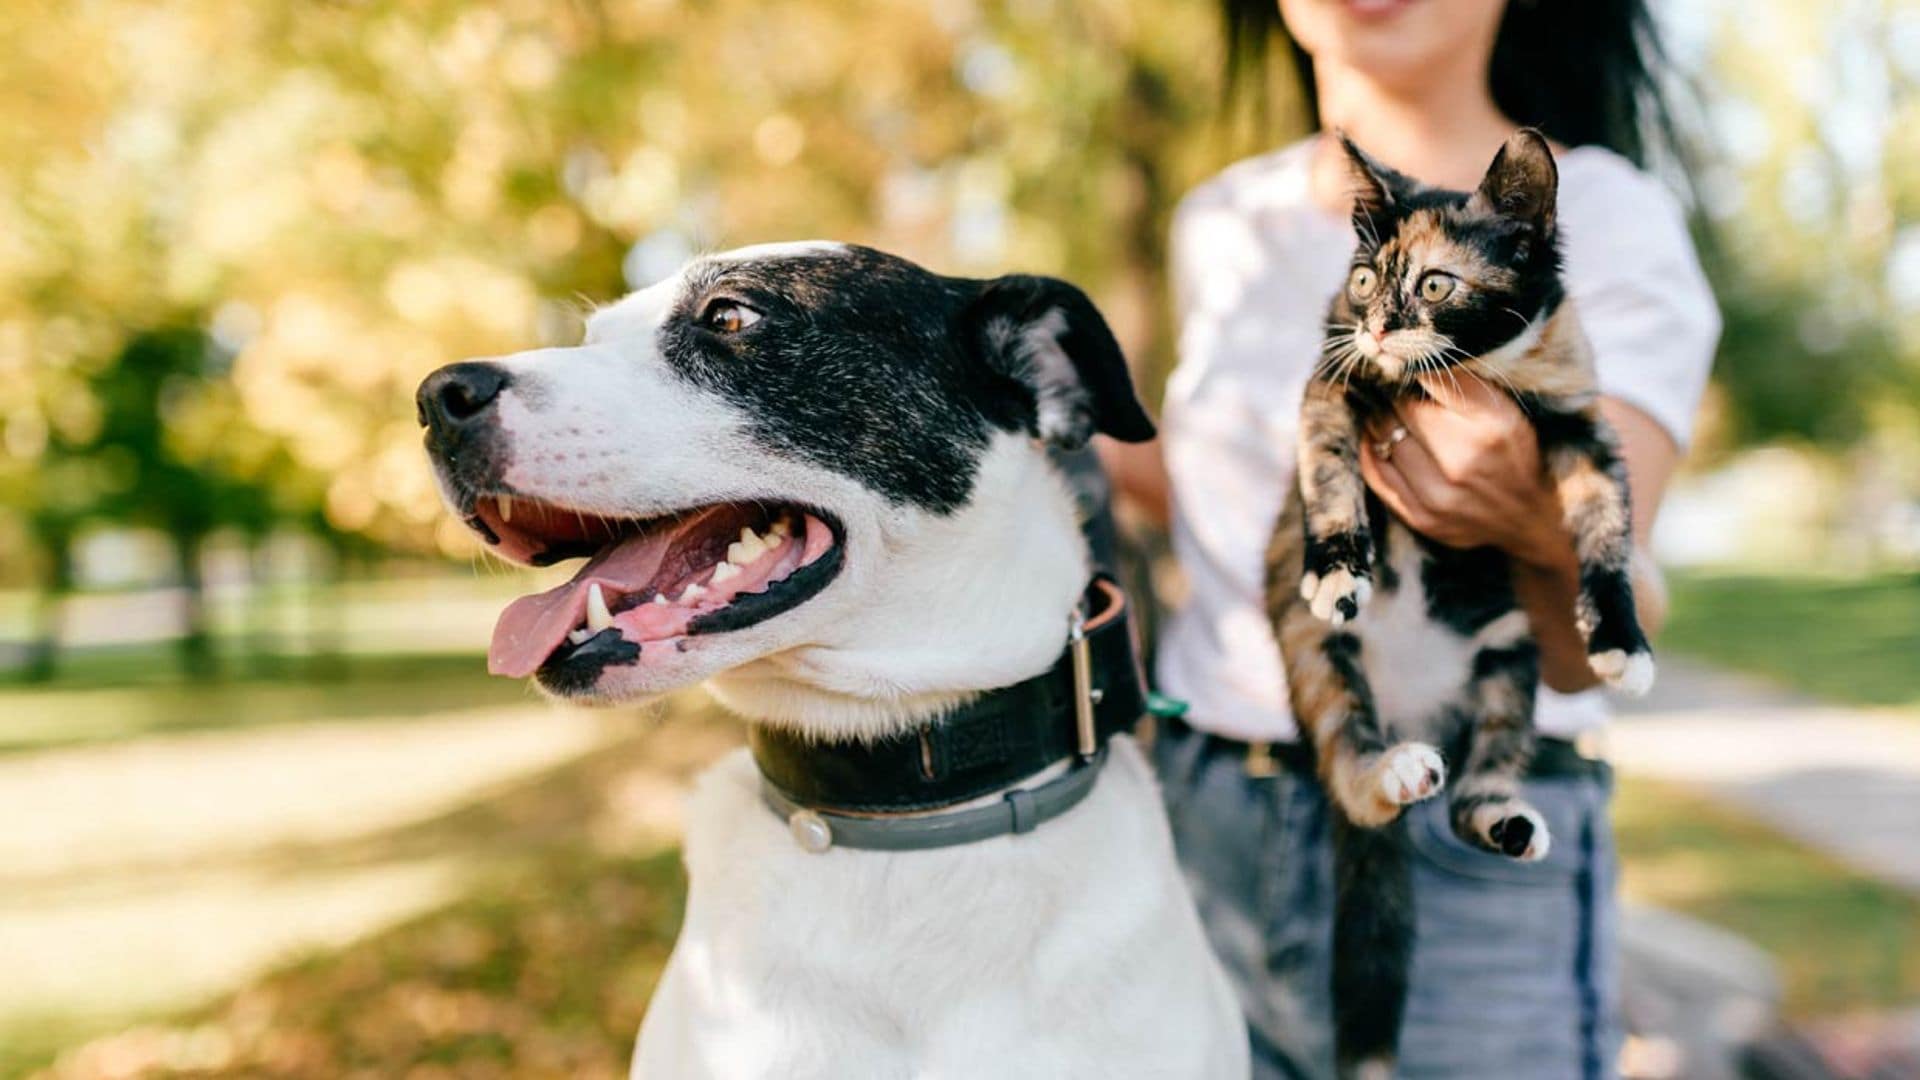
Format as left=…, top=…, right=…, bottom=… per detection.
left=1448, top=615, right=1550, bottom=861
left=1282, top=613, right=1444, bottom=827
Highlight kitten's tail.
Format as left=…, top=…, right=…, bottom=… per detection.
left=1332, top=813, right=1414, bottom=1080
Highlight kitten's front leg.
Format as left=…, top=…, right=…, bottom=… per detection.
left=1541, top=413, right=1655, bottom=695
left=1297, top=378, right=1373, bottom=626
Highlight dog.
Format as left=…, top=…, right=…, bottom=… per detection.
left=417, top=242, right=1248, bottom=1080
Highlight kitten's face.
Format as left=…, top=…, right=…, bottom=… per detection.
left=1326, top=130, right=1564, bottom=385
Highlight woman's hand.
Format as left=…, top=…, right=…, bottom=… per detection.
left=1356, top=375, right=1574, bottom=570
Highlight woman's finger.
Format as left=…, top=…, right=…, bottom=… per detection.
left=1359, top=438, right=1434, bottom=531
left=1385, top=397, right=1457, bottom=473
left=1416, top=371, right=1505, bottom=415
left=1372, top=421, right=1451, bottom=506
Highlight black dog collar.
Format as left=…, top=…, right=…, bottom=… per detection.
left=749, top=576, right=1146, bottom=849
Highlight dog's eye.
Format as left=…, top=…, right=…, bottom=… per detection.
left=1347, top=265, right=1378, bottom=300
left=1418, top=272, right=1458, bottom=303
left=699, top=300, right=762, bottom=334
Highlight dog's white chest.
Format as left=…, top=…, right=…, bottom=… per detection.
left=631, top=741, right=1247, bottom=1080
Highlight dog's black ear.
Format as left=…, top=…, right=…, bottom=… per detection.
left=963, top=274, right=1156, bottom=448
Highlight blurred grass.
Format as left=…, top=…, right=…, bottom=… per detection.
left=7, top=851, right=685, bottom=1079
left=1616, top=774, right=1920, bottom=1017
left=0, top=574, right=555, bottom=753
left=6, top=708, right=730, bottom=1080
left=0, top=652, right=533, bottom=755
left=1664, top=570, right=1920, bottom=707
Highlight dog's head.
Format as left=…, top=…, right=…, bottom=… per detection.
left=418, top=242, right=1152, bottom=725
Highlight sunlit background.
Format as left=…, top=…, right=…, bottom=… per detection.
left=2, top=0, right=1916, bottom=1077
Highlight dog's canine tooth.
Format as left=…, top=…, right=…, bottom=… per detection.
left=679, top=583, right=707, bottom=601
left=567, top=628, right=592, bottom=646
left=586, top=583, right=614, bottom=630
left=712, top=562, right=742, bottom=584
left=497, top=494, right=513, bottom=523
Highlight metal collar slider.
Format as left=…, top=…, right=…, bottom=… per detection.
left=1068, top=606, right=1101, bottom=758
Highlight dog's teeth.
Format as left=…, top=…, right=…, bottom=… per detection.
left=653, top=594, right=670, bottom=606
left=679, top=583, right=707, bottom=601
left=769, top=518, right=791, bottom=538
left=567, top=628, right=592, bottom=645
left=496, top=494, right=513, bottom=523
left=586, top=583, right=613, bottom=631
left=727, top=528, right=767, bottom=565
left=712, top=562, right=742, bottom=584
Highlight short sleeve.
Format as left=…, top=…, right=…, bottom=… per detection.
left=1559, top=157, right=1721, bottom=450
left=1167, top=174, right=1245, bottom=329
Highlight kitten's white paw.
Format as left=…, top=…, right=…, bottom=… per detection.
left=1302, top=567, right=1372, bottom=626
left=1378, top=743, right=1445, bottom=806
left=1488, top=805, right=1552, bottom=862
left=1591, top=649, right=1657, bottom=697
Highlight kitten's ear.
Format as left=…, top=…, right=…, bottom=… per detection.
left=1338, top=133, right=1394, bottom=217
left=1471, top=128, right=1559, bottom=235
left=1337, top=133, right=1405, bottom=243
left=1336, top=132, right=1397, bottom=244
left=962, top=274, right=1156, bottom=449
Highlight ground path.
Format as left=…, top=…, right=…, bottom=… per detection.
left=6, top=653, right=1915, bottom=1071
left=1612, top=660, right=1920, bottom=894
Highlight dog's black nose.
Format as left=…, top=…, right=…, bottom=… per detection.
left=417, top=362, right=509, bottom=430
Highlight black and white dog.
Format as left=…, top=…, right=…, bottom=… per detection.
left=418, top=242, right=1247, bottom=1079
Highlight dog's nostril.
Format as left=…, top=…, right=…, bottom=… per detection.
left=418, top=362, right=510, bottom=429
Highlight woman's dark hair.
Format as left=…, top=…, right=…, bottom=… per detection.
left=1221, top=0, right=1683, bottom=169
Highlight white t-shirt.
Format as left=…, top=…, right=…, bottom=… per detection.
left=1155, top=139, right=1720, bottom=743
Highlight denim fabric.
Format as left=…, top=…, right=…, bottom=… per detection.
left=1152, top=722, right=1620, bottom=1080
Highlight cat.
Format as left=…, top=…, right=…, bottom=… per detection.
left=1261, top=128, right=1654, bottom=1078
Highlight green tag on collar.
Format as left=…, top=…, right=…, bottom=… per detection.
left=1146, top=692, right=1189, bottom=720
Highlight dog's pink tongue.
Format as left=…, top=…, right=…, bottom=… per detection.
left=487, top=511, right=711, bottom=678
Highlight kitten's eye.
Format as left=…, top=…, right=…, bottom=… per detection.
left=699, top=300, right=762, bottom=334
left=1347, top=266, right=1379, bottom=299
left=1418, top=272, right=1458, bottom=303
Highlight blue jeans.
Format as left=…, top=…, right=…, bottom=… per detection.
left=1151, top=720, right=1621, bottom=1080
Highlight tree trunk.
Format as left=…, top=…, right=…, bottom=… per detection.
left=245, top=535, right=280, bottom=675
left=23, top=531, right=72, bottom=683
left=174, top=530, right=216, bottom=680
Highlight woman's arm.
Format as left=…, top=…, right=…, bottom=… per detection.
left=1096, top=435, right=1173, bottom=529
left=1356, top=377, right=1678, bottom=693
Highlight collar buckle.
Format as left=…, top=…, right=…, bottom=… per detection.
left=1068, top=606, right=1098, bottom=758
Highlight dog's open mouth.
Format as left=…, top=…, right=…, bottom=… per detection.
left=472, top=496, right=844, bottom=683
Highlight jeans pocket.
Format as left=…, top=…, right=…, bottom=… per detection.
left=1404, top=782, right=1583, bottom=887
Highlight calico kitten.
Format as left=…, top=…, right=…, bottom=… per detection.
left=1262, top=129, right=1654, bottom=1078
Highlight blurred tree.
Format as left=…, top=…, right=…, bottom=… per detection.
left=1686, top=0, right=1916, bottom=454
left=1, top=0, right=1913, bottom=666
left=0, top=0, right=1262, bottom=582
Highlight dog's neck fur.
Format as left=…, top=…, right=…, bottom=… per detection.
left=705, top=436, right=1090, bottom=742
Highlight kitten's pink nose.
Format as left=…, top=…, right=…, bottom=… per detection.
left=1370, top=327, right=1386, bottom=343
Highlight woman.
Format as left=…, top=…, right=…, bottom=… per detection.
left=1103, top=2, right=1719, bottom=1077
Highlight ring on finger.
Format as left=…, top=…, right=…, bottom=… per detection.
left=1375, top=425, right=1408, bottom=461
